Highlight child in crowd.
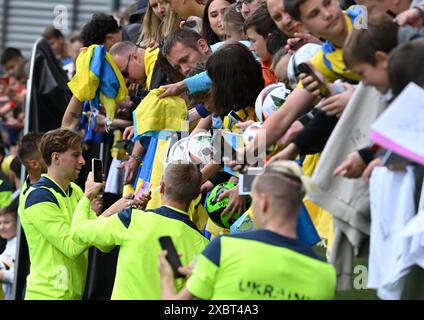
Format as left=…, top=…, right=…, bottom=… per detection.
left=0, top=206, right=17, bottom=300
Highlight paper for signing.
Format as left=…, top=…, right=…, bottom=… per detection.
left=370, top=83, right=424, bottom=165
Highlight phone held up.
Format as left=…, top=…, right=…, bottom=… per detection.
left=92, top=158, right=103, bottom=183
left=158, top=236, right=184, bottom=278
left=228, top=110, right=244, bottom=124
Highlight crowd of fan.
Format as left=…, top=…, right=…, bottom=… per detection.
left=1, top=0, right=424, bottom=300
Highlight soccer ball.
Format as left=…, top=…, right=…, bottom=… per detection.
left=255, top=83, right=291, bottom=123
left=287, top=43, right=322, bottom=89
left=187, top=132, right=213, bottom=166
left=242, top=122, right=262, bottom=145
left=167, top=137, right=191, bottom=166
left=205, top=182, right=251, bottom=229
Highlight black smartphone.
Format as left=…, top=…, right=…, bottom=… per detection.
left=228, top=111, right=244, bottom=123
left=297, top=63, right=330, bottom=98
left=158, top=236, right=184, bottom=278
left=92, top=158, right=103, bottom=183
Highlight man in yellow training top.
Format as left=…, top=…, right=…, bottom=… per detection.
left=159, top=161, right=336, bottom=300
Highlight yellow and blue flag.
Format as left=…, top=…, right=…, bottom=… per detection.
left=132, top=88, right=188, bottom=142
left=129, top=88, right=188, bottom=207
left=68, top=44, right=127, bottom=122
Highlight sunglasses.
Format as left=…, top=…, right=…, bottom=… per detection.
left=121, top=44, right=144, bottom=79
left=120, top=52, right=132, bottom=79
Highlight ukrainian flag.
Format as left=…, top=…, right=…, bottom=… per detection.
left=128, top=89, right=187, bottom=206
left=132, top=88, right=188, bottom=141
left=125, top=89, right=210, bottom=231
left=68, top=45, right=127, bottom=122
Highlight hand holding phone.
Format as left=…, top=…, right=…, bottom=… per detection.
left=228, top=111, right=244, bottom=124
left=136, top=181, right=151, bottom=199
left=298, top=63, right=330, bottom=98
left=158, top=236, right=184, bottom=278
left=92, top=158, right=103, bottom=183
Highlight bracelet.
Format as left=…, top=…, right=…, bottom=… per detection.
left=413, top=6, right=424, bottom=23
left=130, top=154, right=143, bottom=163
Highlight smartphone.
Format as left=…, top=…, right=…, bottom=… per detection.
left=158, top=236, right=184, bottom=278
left=92, top=158, right=103, bottom=183
left=136, top=181, right=151, bottom=198
left=228, top=111, right=244, bottom=124
left=297, top=63, right=330, bottom=98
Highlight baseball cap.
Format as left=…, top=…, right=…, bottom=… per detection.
left=129, top=0, right=148, bottom=23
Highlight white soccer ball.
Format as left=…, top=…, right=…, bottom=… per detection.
left=167, top=137, right=191, bottom=165
left=187, top=132, right=213, bottom=166
left=242, top=122, right=262, bottom=145
left=255, top=83, right=291, bottom=123
left=287, top=43, right=322, bottom=89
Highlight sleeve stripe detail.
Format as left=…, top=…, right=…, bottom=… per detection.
left=201, top=236, right=221, bottom=267
left=24, top=187, right=59, bottom=209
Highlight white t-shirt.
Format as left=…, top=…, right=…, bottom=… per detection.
left=0, top=236, right=16, bottom=300
left=368, top=166, right=417, bottom=300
